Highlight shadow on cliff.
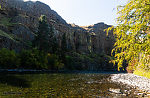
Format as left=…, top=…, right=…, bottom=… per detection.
left=0, top=74, right=31, bottom=88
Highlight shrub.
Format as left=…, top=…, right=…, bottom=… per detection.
left=65, top=55, right=75, bottom=70
left=64, top=52, right=95, bottom=70
left=19, top=49, right=48, bottom=69
left=47, top=53, right=64, bottom=70
left=0, top=48, right=64, bottom=70
left=0, top=48, right=20, bottom=69
left=64, top=52, right=115, bottom=71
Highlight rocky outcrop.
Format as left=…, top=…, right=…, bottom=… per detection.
left=0, top=0, right=114, bottom=55
left=71, top=23, right=115, bottom=55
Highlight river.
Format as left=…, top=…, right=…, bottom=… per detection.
left=0, top=73, right=143, bottom=97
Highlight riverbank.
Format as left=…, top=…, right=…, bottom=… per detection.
left=110, top=73, right=150, bottom=93
left=0, top=69, right=120, bottom=74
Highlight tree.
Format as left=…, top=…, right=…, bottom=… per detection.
left=33, top=15, right=58, bottom=53
left=60, top=32, right=67, bottom=64
left=19, top=49, right=48, bottom=69
left=49, top=25, right=59, bottom=54
left=61, top=32, right=67, bottom=52
left=33, top=15, right=50, bottom=52
left=107, top=0, right=150, bottom=71
left=0, top=48, right=20, bottom=69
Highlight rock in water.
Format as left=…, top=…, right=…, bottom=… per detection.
left=109, top=88, right=121, bottom=94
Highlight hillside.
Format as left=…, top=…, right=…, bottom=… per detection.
left=0, top=0, right=116, bottom=70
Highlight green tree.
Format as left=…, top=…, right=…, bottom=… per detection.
left=61, top=32, right=67, bottom=52
left=0, top=48, right=20, bottom=69
left=60, top=33, right=67, bottom=65
left=33, top=15, right=58, bottom=53
left=33, top=15, right=50, bottom=53
left=19, top=49, right=48, bottom=69
left=49, top=25, right=59, bottom=54
left=47, top=53, right=64, bottom=70
left=107, top=0, right=150, bottom=71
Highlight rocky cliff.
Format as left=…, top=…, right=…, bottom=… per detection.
left=0, top=0, right=115, bottom=55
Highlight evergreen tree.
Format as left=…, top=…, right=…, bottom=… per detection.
left=49, top=25, right=59, bottom=54
left=33, top=15, right=50, bottom=52
left=60, top=32, right=67, bottom=64
left=61, top=32, right=67, bottom=52
left=33, top=15, right=58, bottom=53
left=107, top=0, right=150, bottom=71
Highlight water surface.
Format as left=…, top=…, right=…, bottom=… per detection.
left=0, top=73, right=140, bottom=97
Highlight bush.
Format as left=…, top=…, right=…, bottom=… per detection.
left=0, top=48, right=20, bottom=69
left=65, top=55, right=75, bottom=70
left=19, top=49, right=48, bottom=69
left=64, top=52, right=95, bottom=70
left=47, top=53, right=64, bottom=70
left=0, top=48, right=64, bottom=70
left=64, top=52, right=115, bottom=71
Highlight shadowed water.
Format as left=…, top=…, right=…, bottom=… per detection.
left=0, top=73, right=140, bottom=97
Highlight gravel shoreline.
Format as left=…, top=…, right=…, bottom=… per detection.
left=110, top=73, right=150, bottom=92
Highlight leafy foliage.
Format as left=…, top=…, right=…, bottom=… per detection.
left=134, top=68, right=150, bottom=79
left=64, top=52, right=114, bottom=70
left=107, top=0, right=150, bottom=71
left=0, top=48, right=19, bottom=69
left=0, top=48, right=64, bottom=70
left=47, top=53, right=64, bottom=70
left=19, top=49, right=48, bottom=69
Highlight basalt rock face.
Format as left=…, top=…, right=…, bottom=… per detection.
left=84, top=23, right=115, bottom=55
left=0, top=0, right=115, bottom=55
left=72, top=23, right=115, bottom=55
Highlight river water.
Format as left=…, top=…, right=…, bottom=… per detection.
left=0, top=73, right=142, bottom=97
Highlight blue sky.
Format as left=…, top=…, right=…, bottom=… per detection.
left=24, top=0, right=128, bottom=26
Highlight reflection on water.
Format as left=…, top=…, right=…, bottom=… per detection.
left=0, top=73, right=141, bottom=97
left=0, top=74, right=30, bottom=88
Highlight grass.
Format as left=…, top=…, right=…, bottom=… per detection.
left=0, top=17, right=18, bottom=27
left=0, top=17, right=13, bottom=27
left=0, top=17, right=20, bottom=42
left=0, top=30, right=20, bottom=43
left=19, top=14, right=29, bottom=18
left=0, top=30, right=16, bottom=41
left=0, top=5, right=2, bottom=10
left=134, top=68, right=150, bottom=79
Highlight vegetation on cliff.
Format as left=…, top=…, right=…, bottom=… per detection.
left=0, top=0, right=116, bottom=71
left=0, top=17, right=18, bottom=41
left=0, top=14, right=114, bottom=71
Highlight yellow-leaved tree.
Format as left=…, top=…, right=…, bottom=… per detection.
left=107, top=0, right=150, bottom=71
